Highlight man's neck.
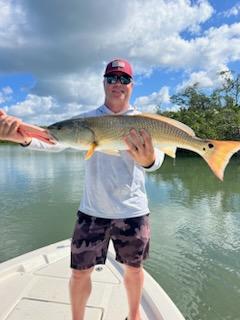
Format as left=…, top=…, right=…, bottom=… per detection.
left=104, top=100, right=129, bottom=114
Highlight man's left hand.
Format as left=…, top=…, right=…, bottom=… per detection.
left=124, top=128, right=155, bottom=167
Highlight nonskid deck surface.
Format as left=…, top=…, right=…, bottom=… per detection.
left=0, top=239, right=185, bottom=320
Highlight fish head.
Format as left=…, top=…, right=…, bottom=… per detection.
left=47, top=119, right=95, bottom=149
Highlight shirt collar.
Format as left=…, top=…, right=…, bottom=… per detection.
left=98, top=104, right=136, bottom=115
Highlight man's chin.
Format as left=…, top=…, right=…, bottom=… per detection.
left=112, top=93, right=125, bottom=99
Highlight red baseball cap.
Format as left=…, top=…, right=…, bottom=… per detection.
left=104, top=58, right=133, bottom=78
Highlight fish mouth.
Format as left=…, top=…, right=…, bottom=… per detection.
left=18, top=126, right=57, bottom=145
left=36, top=130, right=58, bottom=144
left=47, top=131, right=59, bottom=142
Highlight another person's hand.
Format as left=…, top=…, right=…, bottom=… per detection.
left=0, top=109, right=31, bottom=145
left=124, top=128, right=155, bottom=167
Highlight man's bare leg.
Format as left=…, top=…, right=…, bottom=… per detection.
left=69, top=267, right=94, bottom=320
left=124, top=265, right=144, bottom=320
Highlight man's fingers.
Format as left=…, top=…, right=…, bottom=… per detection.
left=140, top=129, right=150, bottom=141
left=140, top=129, right=154, bottom=151
left=0, top=109, right=6, bottom=118
left=124, top=135, right=139, bottom=154
left=2, top=117, right=22, bottom=139
left=128, top=129, right=146, bottom=150
left=7, top=117, right=20, bottom=129
left=8, top=119, right=21, bottom=135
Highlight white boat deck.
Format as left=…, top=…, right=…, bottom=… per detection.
left=0, top=239, right=185, bottom=320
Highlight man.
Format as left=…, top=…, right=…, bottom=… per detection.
left=0, top=58, right=164, bottom=320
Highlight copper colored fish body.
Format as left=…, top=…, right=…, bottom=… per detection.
left=20, top=113, right=240, bottom=181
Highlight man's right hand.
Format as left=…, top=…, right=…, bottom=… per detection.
left=0, top=109, right=32, bottom=145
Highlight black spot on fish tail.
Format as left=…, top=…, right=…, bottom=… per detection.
left=203, top=142, right=214, bottom=151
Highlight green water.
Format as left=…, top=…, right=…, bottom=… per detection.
left=0, top=146, right=240, bottom=320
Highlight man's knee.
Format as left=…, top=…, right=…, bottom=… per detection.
left=71, top=267, right=94, bottom=281
left=124, top=265, right=143, bottom=277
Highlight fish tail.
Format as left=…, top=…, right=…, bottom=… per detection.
left=202, top=139, right=240, bottom=181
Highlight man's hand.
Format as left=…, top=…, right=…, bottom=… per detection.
left=0, top=109, right=31, bottom=145
left=124, top=128, right=155, bottom=167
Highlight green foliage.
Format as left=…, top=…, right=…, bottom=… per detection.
left=160, top=72, right=240, bottom=140
left=0, top=140, right=16, bottom=145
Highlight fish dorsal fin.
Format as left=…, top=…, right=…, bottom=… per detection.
left=135, top=113, right=195, bottom=137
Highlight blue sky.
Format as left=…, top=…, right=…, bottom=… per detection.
left=0, top=0, right=240, bottom=124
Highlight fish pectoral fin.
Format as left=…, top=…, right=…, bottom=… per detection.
left=100, top=149, right=120, bottom=157
left=85, top=142, right=98, bottom=160
left=159, top=146, right=176, bottom=158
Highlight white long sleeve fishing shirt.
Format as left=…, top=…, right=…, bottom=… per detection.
left=25, top=105, right=164, bottom=219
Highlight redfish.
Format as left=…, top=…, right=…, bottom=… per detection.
left=20, top=113, right=240, bottom=181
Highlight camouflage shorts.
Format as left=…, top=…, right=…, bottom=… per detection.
left=71, top=211, right=150, bottom=270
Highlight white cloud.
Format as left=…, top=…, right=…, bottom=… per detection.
left=0, top=86, right=13, bottom=104
left=134, top=86, right=170, bottom=112
left=0, top=0, right=215, bottom=81
left=33, top=72, right=104, bottom=106
left=178, top=70, right=214, bottom=90
left=177, top=64, right=231, bottom=91
left=1, top=0, right=240, bottom=122
left=8, top=94, right=56, bottom=118
left=0, top=0, right=26, bottom=48
left=0, top=93, right=4, bottom=104
left=2, top=86, right=13, bottom=95
left=131, top=22, right=240, bottom=73
left=223, top=3, right=240, bottom=17
left=6, top=92, right=101, bottom=125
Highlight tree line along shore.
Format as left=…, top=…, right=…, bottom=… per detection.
left=158, top=71, right=240, bottom=142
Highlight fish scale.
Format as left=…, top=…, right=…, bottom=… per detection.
left=84, top=115, right=202, bottom=152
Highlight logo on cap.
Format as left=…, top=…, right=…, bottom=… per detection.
left=104, top=58, right=133, bottom=77
left=112, top=61, right=125, bottom=68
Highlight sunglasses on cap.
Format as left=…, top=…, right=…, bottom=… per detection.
left=105, top=74, right=132, bottom=85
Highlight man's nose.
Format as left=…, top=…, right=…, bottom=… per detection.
left=114, top=79, right=122, bottom=85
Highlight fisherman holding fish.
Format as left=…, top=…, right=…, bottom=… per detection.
left=0, top=59, right=165, bottom=320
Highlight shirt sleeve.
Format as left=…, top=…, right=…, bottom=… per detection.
left=143, top=148, right=165, bottom=172
left=20, top=138, right=67, bottom=152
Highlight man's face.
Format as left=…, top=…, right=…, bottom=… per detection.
left=104, top=72, right=133, bottom=107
